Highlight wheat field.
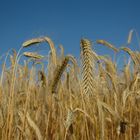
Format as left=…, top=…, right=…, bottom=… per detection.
left=0, top=32, right=140, bottom=140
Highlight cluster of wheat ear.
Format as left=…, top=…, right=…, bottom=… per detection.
left=0, top=31, right=140, bottom=140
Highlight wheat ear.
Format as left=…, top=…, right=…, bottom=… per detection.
left=80, top=38, right=95, bottom=95
left=96, top=40, right=119, bottom=52
left=23, top=52, right=44, bottom=59
left=120, top=47, right=139, bottom=66
left=22, top=37, right=57, bottom=65
left=51, top=56, right=69, bottom=94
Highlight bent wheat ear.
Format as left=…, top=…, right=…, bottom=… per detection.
left=22, top=38, right=42, bottom=47
left=23, top=52, right=44, bottom=59
left=120, top=47, right=139, bottom=65
left=51, top=56, right=69, bottom=94
left=96, top=40, right=119, bottom=52
left=80, top=38, right=95, bottom=95
left=22, top=37, right=57, bottom=65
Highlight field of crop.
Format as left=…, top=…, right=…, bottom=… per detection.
left=0, top=31, right=140, bottom=140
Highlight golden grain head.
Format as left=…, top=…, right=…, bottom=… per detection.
left=22, top=38, right=44, bottom=47
left=23, top=52, right=44, bottom=59
left=80, top=38, right=92, bottom=48
left=96, top=40, right=119, bottom=52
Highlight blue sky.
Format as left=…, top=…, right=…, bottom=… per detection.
left=0, top=0, right=140, bottom=63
